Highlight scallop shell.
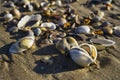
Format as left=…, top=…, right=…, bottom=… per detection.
left=114, top=26, right=120, bottom=37
left=40, top=22, right=56, bottom=30
left=90, top=38, right=116, bottom=46
left=3, top=13, right=13, bottom=21
left=70, top=47, right=94, bottom=67
left=17, top=14, right=42, bottom=29
left=75, top=25, right=90, bottom=34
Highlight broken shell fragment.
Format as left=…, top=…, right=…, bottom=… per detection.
left=75, top=25, right=90, bottom=34
left=40, top=22, right=56, bottom=30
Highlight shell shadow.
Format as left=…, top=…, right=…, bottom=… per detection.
left=33, top=44, right=83, bottom=74
left=33, top=55, right=82, bottom=74
left=0, top=42, right=14, bottom=62
left=33, top=44, right=59, bottom=55
left=99, top=56, right=111, bottom=68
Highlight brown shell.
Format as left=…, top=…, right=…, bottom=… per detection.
left=11, top=8, right=21, bottom=19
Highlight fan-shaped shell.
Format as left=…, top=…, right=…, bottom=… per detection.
left=40, top=22, right=56, bottom=30
left=70, top=48, right=94, bottom=67
left=75, top=25, right=90, bottom=34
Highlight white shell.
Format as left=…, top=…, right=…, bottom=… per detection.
left=17, top=14, right=42, bottom=29
left=90, top=38, right=116, bottom=46
left=56, top=0, right=62, bottom=6
left=75, top=25, right=90, bottom=34
left=4, top=14, right=13, bottom=21
left=94, top=11, right=104, bottom=21
left=58, top=18, right=67, bottom=26
left=40, top=22, right=56, bottom=30
left=114, top=26, right=120, bottom=37
left=70, top=48, right=94, bottom=67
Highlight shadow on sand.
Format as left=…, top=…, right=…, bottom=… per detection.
left=33, top=44, right=82, bottom=74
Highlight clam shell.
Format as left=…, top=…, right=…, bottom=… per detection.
left=33, top=28, right=41, bottom=36
left=9, top=36, right=35, bottom=53
left=102, top=27, right=113, bottom=35
left=4, top=13, right=13, bottom=21
left=11, top=8, right=21, bottom=19
left=58, top=18, right=67, bottom=26
left=55, top=38, right=70, bottom=55
left=90, top=38, right=116, bottom=46
left=114, top=26, right=120, bottom=37
left=17, top=14, right=42, bottom=29
left=79, top=43, right=97, bottom=61
left=75, top=25, right=90, bottom=34
left=40, top=22, right=56, bottom=30
left=70, top=48, right=94, bottom=67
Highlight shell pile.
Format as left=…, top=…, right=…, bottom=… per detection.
left=1, top=0, right=119, bottom=68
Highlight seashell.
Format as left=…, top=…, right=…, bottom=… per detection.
left=5, top=1, right=16, bottom=8
left=56, top=0, right=62, bottom=6
left=26, top=4, right=34, bottom=11
left=90, top=38, right=116, bottom=46
left=40, top=2, right=50, bottom=10
left=11, top=8, right=21, bottom=19
left=113, top=26, right=120, bottom=37
left=70, top=47, right=97, bottom=67
left=101, top=21, right=111, bottom=27
left=40, top=22, right=56, bottom=30
left=79, top=43, right=97, bottom=61
left=32, top=1, right=40, bottom=10
left=3, top=13, right=13, bottom=22
left=9, top=30, right=35, bottom=53
left=17, top=14, right=42, bottom=29
left=21, top=0, right=30, bottom=5
left=41, top=56, right=53, bottom=64
left=93, top=11, right=104, bottom=22
left=55, top=38, right=70, bottom=55
left=102, top=27, right=113, bottom=35
left=57, top=18, right=67, bottom=26
left=75, top=25, right=90, bottom=34
left=66, top=37, right=79, bottom=48
left=33, top=28, right=41, bottom=36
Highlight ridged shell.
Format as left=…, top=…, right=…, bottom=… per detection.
left=40, top=22, right=56, bottom=30
left=75, top=25, right=90, bottom=34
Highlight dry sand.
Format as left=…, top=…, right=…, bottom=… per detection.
left=0, top=0, right=120, bottom=80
